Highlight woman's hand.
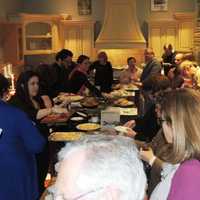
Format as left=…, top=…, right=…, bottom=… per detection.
left=41, top=95, right=52, bottom=108
left=140, top=147, right=156, bottom=166
left=57, top=99, right=70, bottom=108
left=124, top=128, right=137, bottom=138
left=123, top=120, right=136, bottom=129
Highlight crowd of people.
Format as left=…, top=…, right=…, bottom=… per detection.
left=0, top=45, right=200, bottom=200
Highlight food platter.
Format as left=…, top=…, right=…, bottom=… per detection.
left=54, top=93, right=84, bottom=103
left=48, top=132, right=83, bottom=141
left=41, top=113, right=69, bottom=124
left=114, top=98, right=134, bottom=107
left=103, top=90, right=133, bottom=99
left=76, top=123, right=101, bottom=131
left=80, top=97, right=99, bottom=108
left=123, top=84, right=139, bottom=91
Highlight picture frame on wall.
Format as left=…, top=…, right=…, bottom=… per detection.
left=78, top=0, right=92, bottom=15
left=151, top=0, right=168, bottom=11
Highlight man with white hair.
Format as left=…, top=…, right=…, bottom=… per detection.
left=51, top=135, right=147, bottom=200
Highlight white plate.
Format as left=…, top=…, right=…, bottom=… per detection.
left=70, top=117, right=84, bottom=121
left=76, top=112, right=88, bottom=118
left=115, top=126, right=130, bottom=133
left=76, top=123, right=101, bottom=131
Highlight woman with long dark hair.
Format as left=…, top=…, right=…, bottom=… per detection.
left=9, top=71, right=67, bottom=195
left=0, top=73, right=45, bottom=200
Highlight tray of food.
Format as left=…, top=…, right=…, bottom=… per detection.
left=114, top=98, right=134, bottom=107
left=80, top=97, right=99, bottom=108
left=123, top=84, right=139, bottom=91
left=76, top=123, right=101, bottom=132
left=41, top=113, right=69, bottom=124
left=48, top=132, right=83, bottom=141
left=104, top=89, right=133, bottom=99
left=54, top=93, right=84, bottom=103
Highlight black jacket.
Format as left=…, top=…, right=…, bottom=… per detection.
left=49, top=63, right=70, bottom=97
left=140, top=59, right=161, bottom=83
left=90, top=61, right=113, bottom=92
left=134, top=104, right=160, bottom=142
left=68, top=70, right=102, bottom=97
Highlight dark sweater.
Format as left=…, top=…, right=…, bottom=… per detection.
left=49, top=63, right=70, bottom=97
left=68, top=70, right=102, bottom=97
left=134, top=104, right=160, bottom=142
left=90, top=61, right=113, bottom=92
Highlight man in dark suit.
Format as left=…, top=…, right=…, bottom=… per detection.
left=140, top=48, right=161, bottom=83
left=140, top=48, right=161, bottom=114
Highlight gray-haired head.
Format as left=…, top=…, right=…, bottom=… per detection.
left=54, top=134, right=147, bottom=200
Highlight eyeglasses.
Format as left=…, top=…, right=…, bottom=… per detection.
left=159, top=118, right=167, bottom=124
left=54, top=187, right=105, bottom=200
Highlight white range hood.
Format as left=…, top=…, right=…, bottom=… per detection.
left=95, top=0, right=146, bottom=49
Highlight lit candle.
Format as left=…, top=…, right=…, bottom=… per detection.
left=7, top=64, right=12, bottom=75
left=10, top=74, right=15, bottom=91
left=3, top=66, right=7, bottom=77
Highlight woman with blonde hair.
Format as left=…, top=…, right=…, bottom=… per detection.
left=148, top=88, right=200, bottom=200
left=179, top=60, right=197, bottom=88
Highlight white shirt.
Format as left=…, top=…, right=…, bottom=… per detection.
left=150, top=163, right=180, bottom=200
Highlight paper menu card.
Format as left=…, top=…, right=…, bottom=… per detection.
left=101, top=107, right=120, bottom=129
left=119, top=107, right=138, bottom=116
left=105, top=107, right=138, bottom=116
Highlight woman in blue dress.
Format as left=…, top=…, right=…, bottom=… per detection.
left=0, top=74, right=45, bottom=200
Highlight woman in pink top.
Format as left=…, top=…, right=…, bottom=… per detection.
left=157, top=89, right=200, bottom=200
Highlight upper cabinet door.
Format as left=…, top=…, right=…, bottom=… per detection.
left=178, top=21, right=194, bottom=51
left=174, top=12, right=195, bottom=52
left=21, top=14, right=60, bottom=55
left=149, top=21, right=177, bottom=58
left=60, top=21, right=94, bottom=60
left=149, top=26, right=163, bottom=58
left=24, top=22, right=53, bottom=54
left=149, top=13, right=195, bottom=59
